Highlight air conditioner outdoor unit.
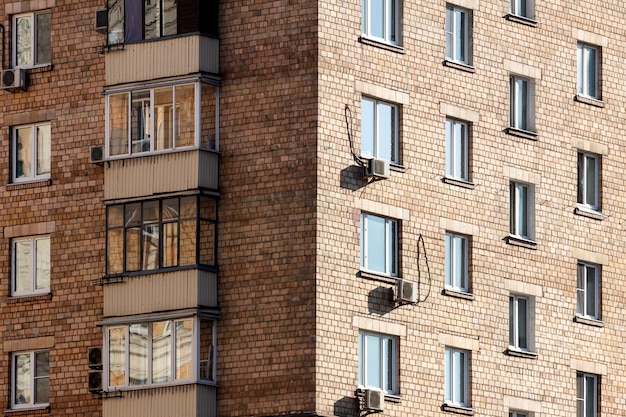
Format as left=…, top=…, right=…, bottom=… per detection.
left=364, top=388, right=385, bottom=411
left=94, top=9, right=107, bottom=34
left=364, top=158, right=390, bottom=179
left=88, top=370, right=103, bottom=393
left=89, top=145, right=104, bottom=163
left=395, top=278, right=418, bottom=304
left=88, top=347, right=103, bottom=369
left=1, top=69, right=26, bottom=90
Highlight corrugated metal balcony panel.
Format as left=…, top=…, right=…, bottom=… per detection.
left=105, top=35, right=219, bottom=86
left=103, top=269, right=218, bottom=317
left=104, top=150, right=218, bottom=200
left=103, top=384, right=216, bottom=417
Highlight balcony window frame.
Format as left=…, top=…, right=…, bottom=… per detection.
left=105, top=195, right=217, bottom=277
left=11, top=122, right=51, bottom=184
left=361, top=0, right=401, bottom=46
left=12, top=10, right=51, bottom=68
left=10, top=350, right=50, bottom=410
left=360, top=213, right=399, bottom=277
left=105, top=316, right=216, bottom=390
left=361, top=96, right=400, bottom=164
left=105, top=81, right=219, bottom=159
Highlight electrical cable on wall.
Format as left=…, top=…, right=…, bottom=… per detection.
left=345, top=105, right=366, bottom=167
left=416, top=233, right=432, bottom=303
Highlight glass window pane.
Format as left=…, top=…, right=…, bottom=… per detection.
left=16, top=127, right=33, bottom=178
left=34, top=351, right=49, bottom=404
left=200, top=83, right=217, bottom=149
left=162, top=199, right=179, bottom=221
left=175, top=320, right=193, bottom=379
left=384, top=337, right=393, bottom=391
left=142, top=224, right=159, bottom=270
left=34, top=376, right=49, bottom=404
left=377, top=102, right=393, bottom=161
left=361, top=99, right=375, bottom=158
left=199, top=320, right=214, bottom=381
left=152, top=321, right=172, bottom=383
left=585, top=156, right=596, bottom=205
left=154, top=87, right=174, bottom=150
left=365, top=215, right=386, bottom=273
left=199, top=219, right=215, bottom=266
left=14, top=354, right=31, bottom=404
left=108, top=328, right=126, bottom=386
left=585, top=376, right=596, bottom=417
left=509, top=296, right=514, bottom=346
left=36, top=124, right=51, bottom=175
left=144, top=0, right=161, bottom=39
left=444, top=349, right=451, bottom=401
left=517, top=298, right=527, bottom=349
left=35, top=238, right=50, bottom=290
left=107, top=229, right=124, bottom=274
left=129, top=324, right=149, bottom=385
left=16, top=16, right=33, bottom=66
left=180, top=196, right=197, bottom=218
left=444, top=234, right=451, bottom=286
left=364, top=334, right=381, bottom=388
left=15, top=240, right=32, bottom=293
left=586, top=266, right=597, bottom=317
left=163, top=222, right=179, bottom=267
left=109, top=93, right=129, bottom=156
left=108, top=0, right=125, bottom=44
left=125, top=227, right=141, bottom=271
left=163, top=0, right=178, bottom=36
left=176, top=84, right=196, bottom=147
left=180, top=219, right=196, bottom=266
left=370, top=0, right=384, bottom=38
left=35, top=12, right=51, bottom=64
left=131, top=91, right=151, bottom=154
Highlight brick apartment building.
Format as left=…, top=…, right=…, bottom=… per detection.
left=0, top=0, right=624, bottom=416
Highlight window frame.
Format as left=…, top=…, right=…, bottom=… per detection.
left=509, top=75, right=535, bottom=132
left=12, top=10, right=52, bottom=68
left=444, top=232, right=469, bottom=292
left=445, top=4, right=472, bottom=66
left=576, top=262, right=600, bottom=320
left=11, top=235, right=51, bottom=297
left=11, top=350, right=50, bottom=410
left=510, top=0, right=534, bottom=20
left=358, top=331, right=398, bottom=395
left=11, top=122, right=52, bottom=184
left=577, top=43, right=601, bottom=100
left=105, top=195, right=217, bottom=276
left=361, top=0, right=401, bottom=46
left=361, top=96, right=400, bottom=164
left=445, top=118, right=470, bottom=182
left=360, top=213, right=399, bottom=277
left=510, top=411, right=529, bottom=417
left=444, top=347, right=470, bottom=408
left=577, top=373, right=598, bottom=417
left=104, top=317, right=216, bottom=390
left=509, top=181, right=535, bottom=241
left=577, top=152, right=600, bottom=211
left=509, top=294, right=534, bottom=352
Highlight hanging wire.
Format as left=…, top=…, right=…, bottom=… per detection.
left=345, top=105, right=366, bottom=167
left=416, top=233, right=432, bottom=303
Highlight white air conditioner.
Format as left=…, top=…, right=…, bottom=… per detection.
left=1, top=69, right=26, bottom=90
left=89, top=145, right=104, bottom=163
left=365, top=388, right=385, bottom=411
left=94, top=9, right=107, bottom=34
left=395, top=278, right=418, bottom=304
left=364, top=158, right=390, bottom=179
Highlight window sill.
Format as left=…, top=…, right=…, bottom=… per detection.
left=5, top=293, right=52, bottom=303
left=574, top=315, right=604, bottom=328
left=358, top=36, right=405, bottom=54
left=6, top=179, right=52, bottom=190
left=504, top=235, right=537, bottom=250
left=574, top=95, right=604, bottom=108
left=442, top=177, right=475, bottom=189
left=442, top=288, right=474, bottom=301
left=441, top=403, right=474, bottom=415
left=358, top=270, right=399, bottom=285
left=505, top=348, right=538, bottom=359
left=505, top=127, right=538, bottom=141
left=5, top=405, right=50, bottom=414
left=574, top=206, right=604, bottom=221
left=504, top=13, right=538, bottom=27
left=443, top=60, right=475, bottom=73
